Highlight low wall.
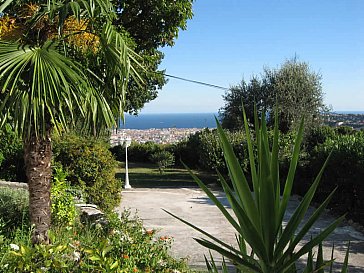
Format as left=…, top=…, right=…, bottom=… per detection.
left=0, top=180, right=28, bottom=190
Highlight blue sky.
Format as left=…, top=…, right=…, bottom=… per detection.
left=141, top=0, right=364, bottom=113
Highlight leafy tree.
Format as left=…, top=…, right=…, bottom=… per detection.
left=220, top=58, right=326, bottom=133
left=220, top=76, right=272, bottom=130
left=0, top=0, right=137, bottom=244
left=115, top=0, right=194, bottom=114
left=267, top=58, right=326, bottom=133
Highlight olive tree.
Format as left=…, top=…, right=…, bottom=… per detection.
left=220, top=58, right=327, bottom=133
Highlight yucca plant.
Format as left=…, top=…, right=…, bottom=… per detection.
left=204, top=241, right=350, bottom=273
left=165, top=108, right=345, bottom=273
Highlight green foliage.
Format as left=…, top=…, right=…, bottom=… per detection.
left=220, top=58, right=326, bottom=133
left=307, top=131, right=364, bottom=221
left=5, top=239, right=70, bottom=272
left=220, top=76, right=270, bottom=130
left=173, top=134, right=201, bottom=168
left=0, top=187, right=29, bottom=236
left=0, top=211, right=193, bottom=272
left=167, top=111, right=344, bottom=273
left=0, top=124, right=24, bottom=181
left=110, top=141, right=163, bottom=163
left=175, top=129, right=249, bottom=173
left=205, top=242, right=351, bottom=273
left=113, top=0, right=194, bottom=114
left=51, top=167, right=77, bottom=226
left=53, top=134, right=121, bottom=212
left=150, top=150, right=175, bottom=174
left=270, top=58, right=326, bottom=133
left=304, top=126, right=336, bottom=153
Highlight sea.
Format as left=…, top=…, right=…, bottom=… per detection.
left=120, top=113, right=218, bottom=129
left=119, top=111, right=364, bottom=130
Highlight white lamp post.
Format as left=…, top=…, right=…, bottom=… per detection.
left=124, top=137, right=132, bottom=189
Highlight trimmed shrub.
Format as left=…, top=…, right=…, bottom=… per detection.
left=53, top=134, right=121, bottom=212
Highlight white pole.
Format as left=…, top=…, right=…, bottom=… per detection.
left=124, top=139, right=131, bottom=189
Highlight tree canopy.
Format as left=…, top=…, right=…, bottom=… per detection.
left=115, top=0, right=194, bottom=114
left=220, top=58, right=327, bottom=133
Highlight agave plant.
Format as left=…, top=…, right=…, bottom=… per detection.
left=165, top=109, right=345, bottom=273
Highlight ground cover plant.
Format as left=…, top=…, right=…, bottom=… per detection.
left=167, top=109, right=348, bottom=273
left=0, top=187, right=193, bottom=272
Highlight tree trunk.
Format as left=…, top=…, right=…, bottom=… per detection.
left=24, top=128, right=52, bottom=244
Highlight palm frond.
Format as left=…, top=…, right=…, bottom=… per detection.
left=0, top=41, right=115, bottom=139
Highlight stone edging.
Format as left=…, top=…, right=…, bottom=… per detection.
left=0, top=180, right=28, bottom=190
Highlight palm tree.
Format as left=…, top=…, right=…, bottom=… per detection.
left=0, top=0, right=139, bottom=244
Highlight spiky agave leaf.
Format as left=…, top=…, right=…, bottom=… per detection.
left=166, top=107, right=344, bottom=273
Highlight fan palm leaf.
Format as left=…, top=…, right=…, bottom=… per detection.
left=0, top=41, right=115, bottom=139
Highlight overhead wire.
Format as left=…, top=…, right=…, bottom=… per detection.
left=153, top=71, right=229, bottom=91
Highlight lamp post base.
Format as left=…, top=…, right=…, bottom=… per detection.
left=124, top=184, right=132, bottom=189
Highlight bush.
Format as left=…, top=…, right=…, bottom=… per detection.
left=110, top=141, right=163, bottom=163
left=51, top=167, right=77, bottom=226
left=304, top=125, right=335, bottom=153
left=0, top=124, right=25, bottom=182
left=0, top=187, right=29, bottom=235
left=175, top=129, right=249, bottom=173
left=150, top=150, right=175, bottom=174
left=306, top=131, right=364, bottom=223
left=53, top=134, right=121, bottom=212
left=173, top=134, right=201, bottom=168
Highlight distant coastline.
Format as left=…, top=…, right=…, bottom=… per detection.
left=118, top=111, right=364, bottom=130
left=120, top=113, right=218, bottom=129
left=332, top=111, right=364, bottom=114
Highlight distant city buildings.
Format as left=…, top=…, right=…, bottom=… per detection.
left=109, top=113, right=364, bottom=146
left=324, top=113, right=364, bottom=130
left=110, top=128, right=202, bottom=146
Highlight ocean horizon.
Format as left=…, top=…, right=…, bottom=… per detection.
left=332, top=111, right=364, bottom=114
left=119, top=111, right=364, bottom=130
left=120, top=113, right=218, bottom=129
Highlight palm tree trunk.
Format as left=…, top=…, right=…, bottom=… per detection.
left=24, top=128, right=52, bottom=244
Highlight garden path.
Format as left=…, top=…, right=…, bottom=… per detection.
left=117, top=187, right=364, bottom=272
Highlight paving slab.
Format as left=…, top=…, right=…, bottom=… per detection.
left=117, top=187, right=364, bottom=272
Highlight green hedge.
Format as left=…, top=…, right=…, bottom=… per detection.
left=53, top=134, right=121, bottom=212
left=303, top=131, right=364, bottom=223
left=110, top=141, right=163, bottom=163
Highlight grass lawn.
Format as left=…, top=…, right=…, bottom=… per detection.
left=115, top=162, right=218, bottom=188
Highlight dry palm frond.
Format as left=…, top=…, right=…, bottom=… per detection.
left=0, top=16, right=24, bottom=40
left=63, top=17, right=100, bottom=53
